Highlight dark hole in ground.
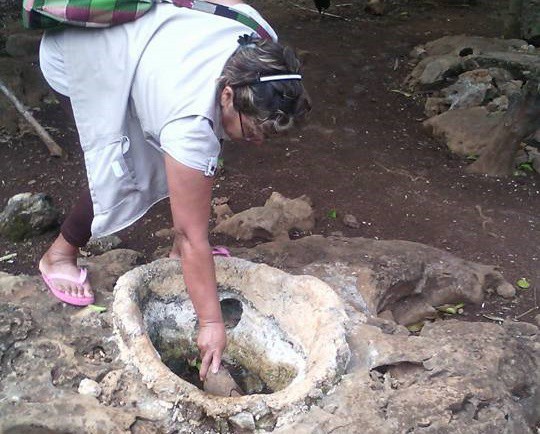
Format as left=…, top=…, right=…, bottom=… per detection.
left=163, top=354, right=273, bottom=395
left=220, top=298, right=243, bottom=329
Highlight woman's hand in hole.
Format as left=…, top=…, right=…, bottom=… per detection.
left=198, top=320, right=227, bottom=381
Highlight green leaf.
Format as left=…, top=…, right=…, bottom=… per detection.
left=327, top=209, right=337, bottom=219
left=88, top=304, right=107, bottom=313
left=466, top=154, right=479, bottom=161
left=188, top=357, right=202, bottom=370
left=406, top=321, right=424, bottom=332
left=217, top=158, right=224, bottom=169
left=454, top=302, right=465, bottom=309
left=436, top=304, right=457, bottom=314
left=516, top=278, right=530, bottom=289
left=517, top=162, right=533, bottom=172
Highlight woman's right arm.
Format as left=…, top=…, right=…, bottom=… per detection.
left=164, top=153, right=226, bottom=380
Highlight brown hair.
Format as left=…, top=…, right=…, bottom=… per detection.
left=217, top=36, right=312, bottom=134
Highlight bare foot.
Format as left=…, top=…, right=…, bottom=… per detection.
left=39, top=235, right=93, bottom=299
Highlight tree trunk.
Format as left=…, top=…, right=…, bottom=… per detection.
left=467, top=82, right=540, bottom=176
left=521, top=0, right=540, bottom=45
left=504, top=0, right=524, bottom=38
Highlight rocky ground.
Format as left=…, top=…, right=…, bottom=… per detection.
left=0, top=0, right=540, bottom=432
left=1, top=0, right=539, bottom=325
left=1, top=240, right=539, bottom=433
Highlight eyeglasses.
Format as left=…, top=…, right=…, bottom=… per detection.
left=238, top=111, right=264, bottom=142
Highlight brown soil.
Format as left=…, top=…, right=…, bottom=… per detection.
left=0, top=0, right=538, bottom=324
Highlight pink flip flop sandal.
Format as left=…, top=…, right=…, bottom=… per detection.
left=41, top=268, right=95, bottom=306
left=211, top=246, right=231, bottom=257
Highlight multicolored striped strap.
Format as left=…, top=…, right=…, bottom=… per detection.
left=171, top=0, right=272, bottom=40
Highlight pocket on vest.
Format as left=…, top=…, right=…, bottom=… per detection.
left=84, top=136, right=138, bottom=214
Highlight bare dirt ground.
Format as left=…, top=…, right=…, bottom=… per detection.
left=0, top=0, right=539, bottom=323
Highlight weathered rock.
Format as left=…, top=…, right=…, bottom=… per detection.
left=229, top=412, right=256, bottom=431
left=377, top=309, right=395, bottom=322
left=409, top=54, right=463, bottom=87
left=535, top=314, right=540, bottom=327
left=236, top=235, right=513, bottom=322
left=154, top=227, right=174, bottom=238
left=99, top=369, right=123, bottom=404
left=423, top=106, right=504, bottom=156
left=152, top=245, right=171, bottom=259
left=277, top=319, right=538, bottom=433
left=342, top=213, right=360, bottom=229
left=0, top=399, right=137, bottom=434
left=0, top=193, right=59, bottom=241
left=486, top=94, right=509, bottom=112
left=5, top=33, right=42, bottom=59
left=495, top=281, right=516, bottom=298
left=407, top=36, right=537, bottom=89
left=499, top=79, right=523, bottom=98
left=442, top=69, right=495, bottom=110
left=391, top=299, right=437, bottom=326
left=212, top=192, right=315, bottom=241
left=1, top=236, right=538, bottom=433
left=487, top=66, right=515, bottom=84
left=79, top=249, right=141, bottom=292
left=0, top=272, right=35, bottom=296
left=416, top=35, right=527, bottom=58
left=0, top=303, right=33, bottom=361
left=410, top=45, right=427, bottom=60
left=407, top=35, right=540, bottom=176
left=424, top=96, right=449, bottom=117
left=365, top=0, right=385, bottom=15
left=86, top=235, right=122, bottom=255
left=78, top=378, right=102, bottom=397
left=213, top=203, right=234, bottom=225
left=113, top=257, right=349, bottom=423
left=203, top=366, right=243, bottom=397
left=521, top=142, right=540, bottom=173
left=211, top=196, right=229, bottom=206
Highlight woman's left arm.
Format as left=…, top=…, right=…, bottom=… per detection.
left=164, top=153, right=226, bottom=380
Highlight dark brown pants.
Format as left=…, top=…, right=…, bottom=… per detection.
left=61, top=188, right=93, bottom=247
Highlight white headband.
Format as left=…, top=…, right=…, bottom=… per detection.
left=258, top=74, right=302, bottom=82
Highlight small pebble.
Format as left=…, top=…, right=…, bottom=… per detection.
left=155, top=228, right=175, bottom=238
left=496, top=282, right=516, bottom=299
left=343, top=213, right=360, bottom=229
left=78, top=378, right=101, bottom=397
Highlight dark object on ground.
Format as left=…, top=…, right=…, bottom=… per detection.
left=313, top=0, right=330, bottom=13
left=203, top=365, right=244, bottom=397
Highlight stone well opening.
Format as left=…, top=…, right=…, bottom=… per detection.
left=144, top=290, right=299, bottom=395
left=113, top=257, right=350, bottom=429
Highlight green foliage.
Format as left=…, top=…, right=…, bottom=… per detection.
left=516, top=278, right=530, bottom=289
left=517, top=162, right=534, bottom=172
